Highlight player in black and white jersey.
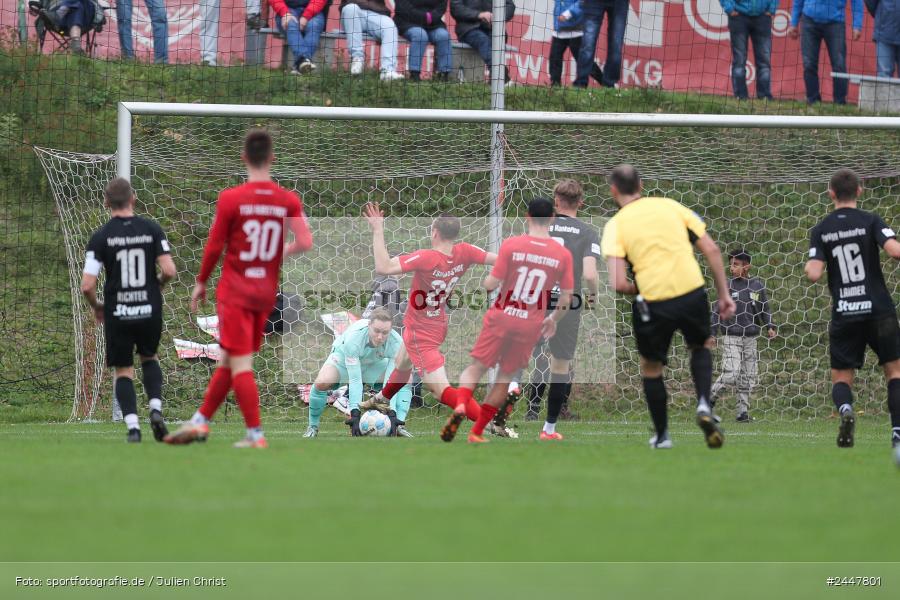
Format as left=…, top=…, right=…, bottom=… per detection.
left=498, top=179, right=601, bottom=439
left=80, top=178, right=177, bottom=443
left=805, top=168, right=900, bottom=450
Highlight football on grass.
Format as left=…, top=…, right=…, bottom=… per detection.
left=359, top=410, right=391, bottom=437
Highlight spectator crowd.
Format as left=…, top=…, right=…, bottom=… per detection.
left=31, top=0, right=900, bottom=102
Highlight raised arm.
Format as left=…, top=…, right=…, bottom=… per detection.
left=364, top=203, right=403, bottom=275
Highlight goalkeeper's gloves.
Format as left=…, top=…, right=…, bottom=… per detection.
left=345, top=409, right=363, bottom=437
left=386, top=409, right=400, bottom=437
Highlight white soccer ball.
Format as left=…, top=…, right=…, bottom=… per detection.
left=359, top=410, right=392, bottom=437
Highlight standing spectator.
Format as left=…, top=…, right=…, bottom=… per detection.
left=788, top=0, right=863, bottom=104
left=721, top=0, right=777, bottom=100
left=394, top=0, right=452, bottom=81
left=116, top=0, right=168, bottom=63
left=340, top=0, right=405, bottom=81
left=450, top=0, right=516, bottom=80
left=199, top=1, right=262, bottom=67
left=573, top=0, right=628, bottom=88
left=548, top=0, right=583, bottom=86
left=710, top=249, right=776, bottom=423
left=865, top=0, right=900, bottom=77
left=270, top=0, right=330, bottom=73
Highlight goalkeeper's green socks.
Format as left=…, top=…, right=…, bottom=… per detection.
left=309, top=386, right=328, bottom=428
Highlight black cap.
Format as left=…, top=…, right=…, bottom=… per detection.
left=729, top=248, right=751, bottom=264
left=527, top=197, right=555, bottom=219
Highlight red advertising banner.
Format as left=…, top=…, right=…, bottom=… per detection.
left=3, top=0, right=878, bottom=102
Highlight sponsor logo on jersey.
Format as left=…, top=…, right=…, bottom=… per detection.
left=244, top=267, right=266, bottom=279
left=837, top=299, right=873, bottom=314
left=106, top=234, right=154, bottom=247
left=884, top=228, right=896, bottom=238
left=112, top=303, right=153, bottom=318
left=809, top=247, right=817, bottom=258
left=591, top=243, right=601, bottom=255
left=161, top=240, right=171, bottom=252
left=821, top=228, right=867, bottom=243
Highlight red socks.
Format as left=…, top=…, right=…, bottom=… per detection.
left=232, top=371, right=261, bottom=429
left=440, top=386, right=458, bottom=409
left=471, top=404, right=498, bottom=436
left=442, top=387, right=481, bottom=422
left=381, top=368, right=412, bottom=400
left=199, top=367, right=232, bottom=420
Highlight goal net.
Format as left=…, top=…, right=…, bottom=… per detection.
left=36, top=106, right=900, bottom=426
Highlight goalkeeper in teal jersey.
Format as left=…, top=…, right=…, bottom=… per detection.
left=305, top=308, right=412, bottom=438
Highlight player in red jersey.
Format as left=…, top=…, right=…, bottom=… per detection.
left=441, top=198, right=574, bottom=443
left=362, top=203, right=496, bottom=431
left=165, top=128, right=313, bottom=448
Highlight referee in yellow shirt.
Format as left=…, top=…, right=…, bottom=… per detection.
left=601, top=165, right=736, bottom=449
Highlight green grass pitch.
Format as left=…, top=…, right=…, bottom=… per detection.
left=2, top=417, right=899, bottom=598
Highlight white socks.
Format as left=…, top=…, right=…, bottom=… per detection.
left=124, top=414, right=139, bottom=430
left=247, top=427, right=264, bottom=441
left=191, top=412, right=209, bottom=426
left=149, top=398, right=162, bottom=413
left=840, top=403, right=853, bottom=415
left=543, top=422, right=556, bottom=435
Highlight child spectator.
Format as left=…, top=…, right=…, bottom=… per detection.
left=549, top=0, right=603, bottom=86
left=711, top=249, right=776, bottom=422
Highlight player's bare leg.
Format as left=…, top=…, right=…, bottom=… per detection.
left=166, top=351, right=234, bottom=445
left=139, top=353, right=168, bottom=442
left=884, top=360, right=900, bottom=448
left=832, top=368, right=856, bottom=448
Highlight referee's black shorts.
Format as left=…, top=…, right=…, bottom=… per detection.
left=829, top=314, right=900, bottom=370
left=632, top=287, right=711, bottom=365
left=104, top=316, right=162, bottom=368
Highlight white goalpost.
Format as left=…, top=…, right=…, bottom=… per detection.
left=37, top=102, right=900, bottom=424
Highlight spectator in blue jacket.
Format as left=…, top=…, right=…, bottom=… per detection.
left=548, top=0, right=602, bottom=86
left=573, top=0, right=628, bottom=88
left=721, top=0, right=777, bottom=100
left=865, top=0, right=900, bottom=77
left=788, top=0, right=864, bottom=104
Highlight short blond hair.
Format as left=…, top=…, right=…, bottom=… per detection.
left=553, top=178, right=583, bottom=206
left=368, top=307, right=394, bottom=324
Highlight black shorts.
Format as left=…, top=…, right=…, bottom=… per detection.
left=829, top=314, right=900, bottom=370
left=632, top=288, right=711, bottom=365
left=548, top=306, right=583, bottom=361
left=104, top=316, right=162, bottom=368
